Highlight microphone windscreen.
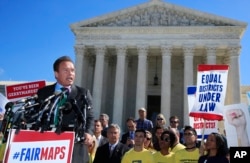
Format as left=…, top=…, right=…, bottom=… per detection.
left=5, top=102, right=14, bottom=110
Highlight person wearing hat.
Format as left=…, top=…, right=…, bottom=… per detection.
left=135, top=107, right=153, bottom=132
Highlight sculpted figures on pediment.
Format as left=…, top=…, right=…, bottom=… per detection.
left=84, top=7, right=231, bottom=27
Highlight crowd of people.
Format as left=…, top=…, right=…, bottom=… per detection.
left=89, top=108, right=230, bottom=163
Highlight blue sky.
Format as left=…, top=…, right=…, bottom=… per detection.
left=0, top=0, right=249, bottom=85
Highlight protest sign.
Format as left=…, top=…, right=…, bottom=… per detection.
left=3, top=129, right=74, bottom=163
left=0, top=93, right=9, bottom=116
left=189, top=64, right=229, bottom=120
left=223, top=103, right=250, bottom=147
left=187, top=86, right=218, bottom=139
left=5, top=80, right=46, bottom=100
left=247, top=91, right=250, bottom=113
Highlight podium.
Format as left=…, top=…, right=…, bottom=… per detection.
left=3, top=129, right=74, bottom=163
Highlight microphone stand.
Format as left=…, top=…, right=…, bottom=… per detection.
left=74, top=94, right=90, bottom=142
left=12, top=105, right=26, bottom=134
left=55, top=107, right=63, bottom=134
left=41, top=95, right=61, bottom=133
left=1, top=103, right=14, bottom=143
left=35, top=100, right=51, bottom=131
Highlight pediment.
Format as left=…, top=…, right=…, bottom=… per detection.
left=71, top=0, right=246, bottom=28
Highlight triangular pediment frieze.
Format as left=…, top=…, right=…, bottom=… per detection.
left=71, top=0, right=246, bottom=28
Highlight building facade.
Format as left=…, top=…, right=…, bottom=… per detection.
left=70, top=0, right=247, bottom=128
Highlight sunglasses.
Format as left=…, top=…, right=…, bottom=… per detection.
left=157, top=118, right=163, bottom=121
left=170, top=121, right=178, bottom=123
left=161, top=137, right=170, bottom=142
left=146, top=137, right=151, bottom=140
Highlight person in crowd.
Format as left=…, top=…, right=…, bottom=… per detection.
left=93, top=124, right=129, bottom=163
left=99, top=113, right=109, bottom=137
left=93, top=119, right=108, bottom=147
left=153, top=129, right=175, bottom=162
left=169, top=115, right=180, bottom=129
left=135, top=107, right=153, bottom=132
left=121, top=117, right=136, bottom=148
left=169, top=127, right=185, bottom=153
left=154, top=113, right=167, bottom=128
left=0, top=136, right=6, bottom=162
left=36, top=56, right=94, bottom=163
left=88, top=140, right=97, bottom=163
left=198, top=132, right=229, bottom=163
left=152, top=126, right=165, bottom=151
left=144, top=130, right=156, bottom=153
left=174, top=126, right=200, bottom=163
left=121, top=129, right=154, bottom=163
left=169, top=115, right=184, bottom=144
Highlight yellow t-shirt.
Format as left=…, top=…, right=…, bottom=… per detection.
left=174, top=148, right=199, bottom=163
left=170, top=143, right=186, bottom=153
left=121, top=148, right=154, bottom=163
left=153, top=151, right=175, bottom=163
left=0, top=143, right=7, bottom=161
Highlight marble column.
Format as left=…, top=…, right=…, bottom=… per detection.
left=206, top=46, right=217, bottom=64
left=113, top=46, right=127, bottom=127
left=161, top=45, right=172, bottom=123
left=183, top=46, right=194, bottom=126
left=135, top=45, right=148, bottom=117
left=228, top=47, right=241, bottom=104
left=74, top=46, right=85, bottom=87
left=92, top=45, right=106, bottom=118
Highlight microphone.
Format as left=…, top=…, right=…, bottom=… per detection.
left=14, top=94, right=38, bottom=104
left=59, top=102, right=72, bottom=111
left=82, top=94, right=91, bottom=110
left=4, top=95, right=38, bottom=116
left=43, top=88, right=69, bottom=103
left=5, top=102, right=15, bottom=115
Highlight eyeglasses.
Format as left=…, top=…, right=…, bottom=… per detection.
left=157, top=118, right=163, bottom=121
left=184, top=133, right=194, bottom=136
left=161, top=137, right=170, bottom=142
left=170, top=121, right=178, bottom=124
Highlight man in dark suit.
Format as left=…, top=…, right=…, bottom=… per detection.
left=93, top=124, right=129, bottom=163
left=99, top=113, right=109, bottom=137
left=120, top=117, right=136, bottom=148
left=93, top=119, right=108, bottom=147
left=36, top=56, right=94, bottom=163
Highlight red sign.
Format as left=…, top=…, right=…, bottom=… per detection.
left=3, top=129, right=75, bottom=163
left=5, top=80, right=46, bottom=100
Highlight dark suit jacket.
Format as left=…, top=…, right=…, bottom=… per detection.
left=101, top=126, right=108, bottom=137
left=36, top=83, right=94, bottom=163
left=36, top=83, right=94, bottom=134
left=93, top=142, right=129, bottom=163
left=120, top=132, right=130, bottom=144
left=121, top=131, right=134, bottom=148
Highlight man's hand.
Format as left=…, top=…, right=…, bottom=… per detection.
left=83, top=133, right=93, bottom=145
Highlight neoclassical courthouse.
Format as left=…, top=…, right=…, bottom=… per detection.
left=70, top=0, right=247, bottom=128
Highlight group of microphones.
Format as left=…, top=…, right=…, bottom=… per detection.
left=1, top=88, right=72, bottom=142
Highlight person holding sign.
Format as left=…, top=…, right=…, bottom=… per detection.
left=198, top=132, right=229, bottom=163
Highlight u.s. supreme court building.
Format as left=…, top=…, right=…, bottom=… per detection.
left=70, top=0, right=247, bottom=128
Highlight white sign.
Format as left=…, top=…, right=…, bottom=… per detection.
left=224, top=103, right=250, bottom=147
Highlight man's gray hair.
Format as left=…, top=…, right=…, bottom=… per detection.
left=108, top=123, right=121, bottom=133
left=100, top=113, right=109, bottom=121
